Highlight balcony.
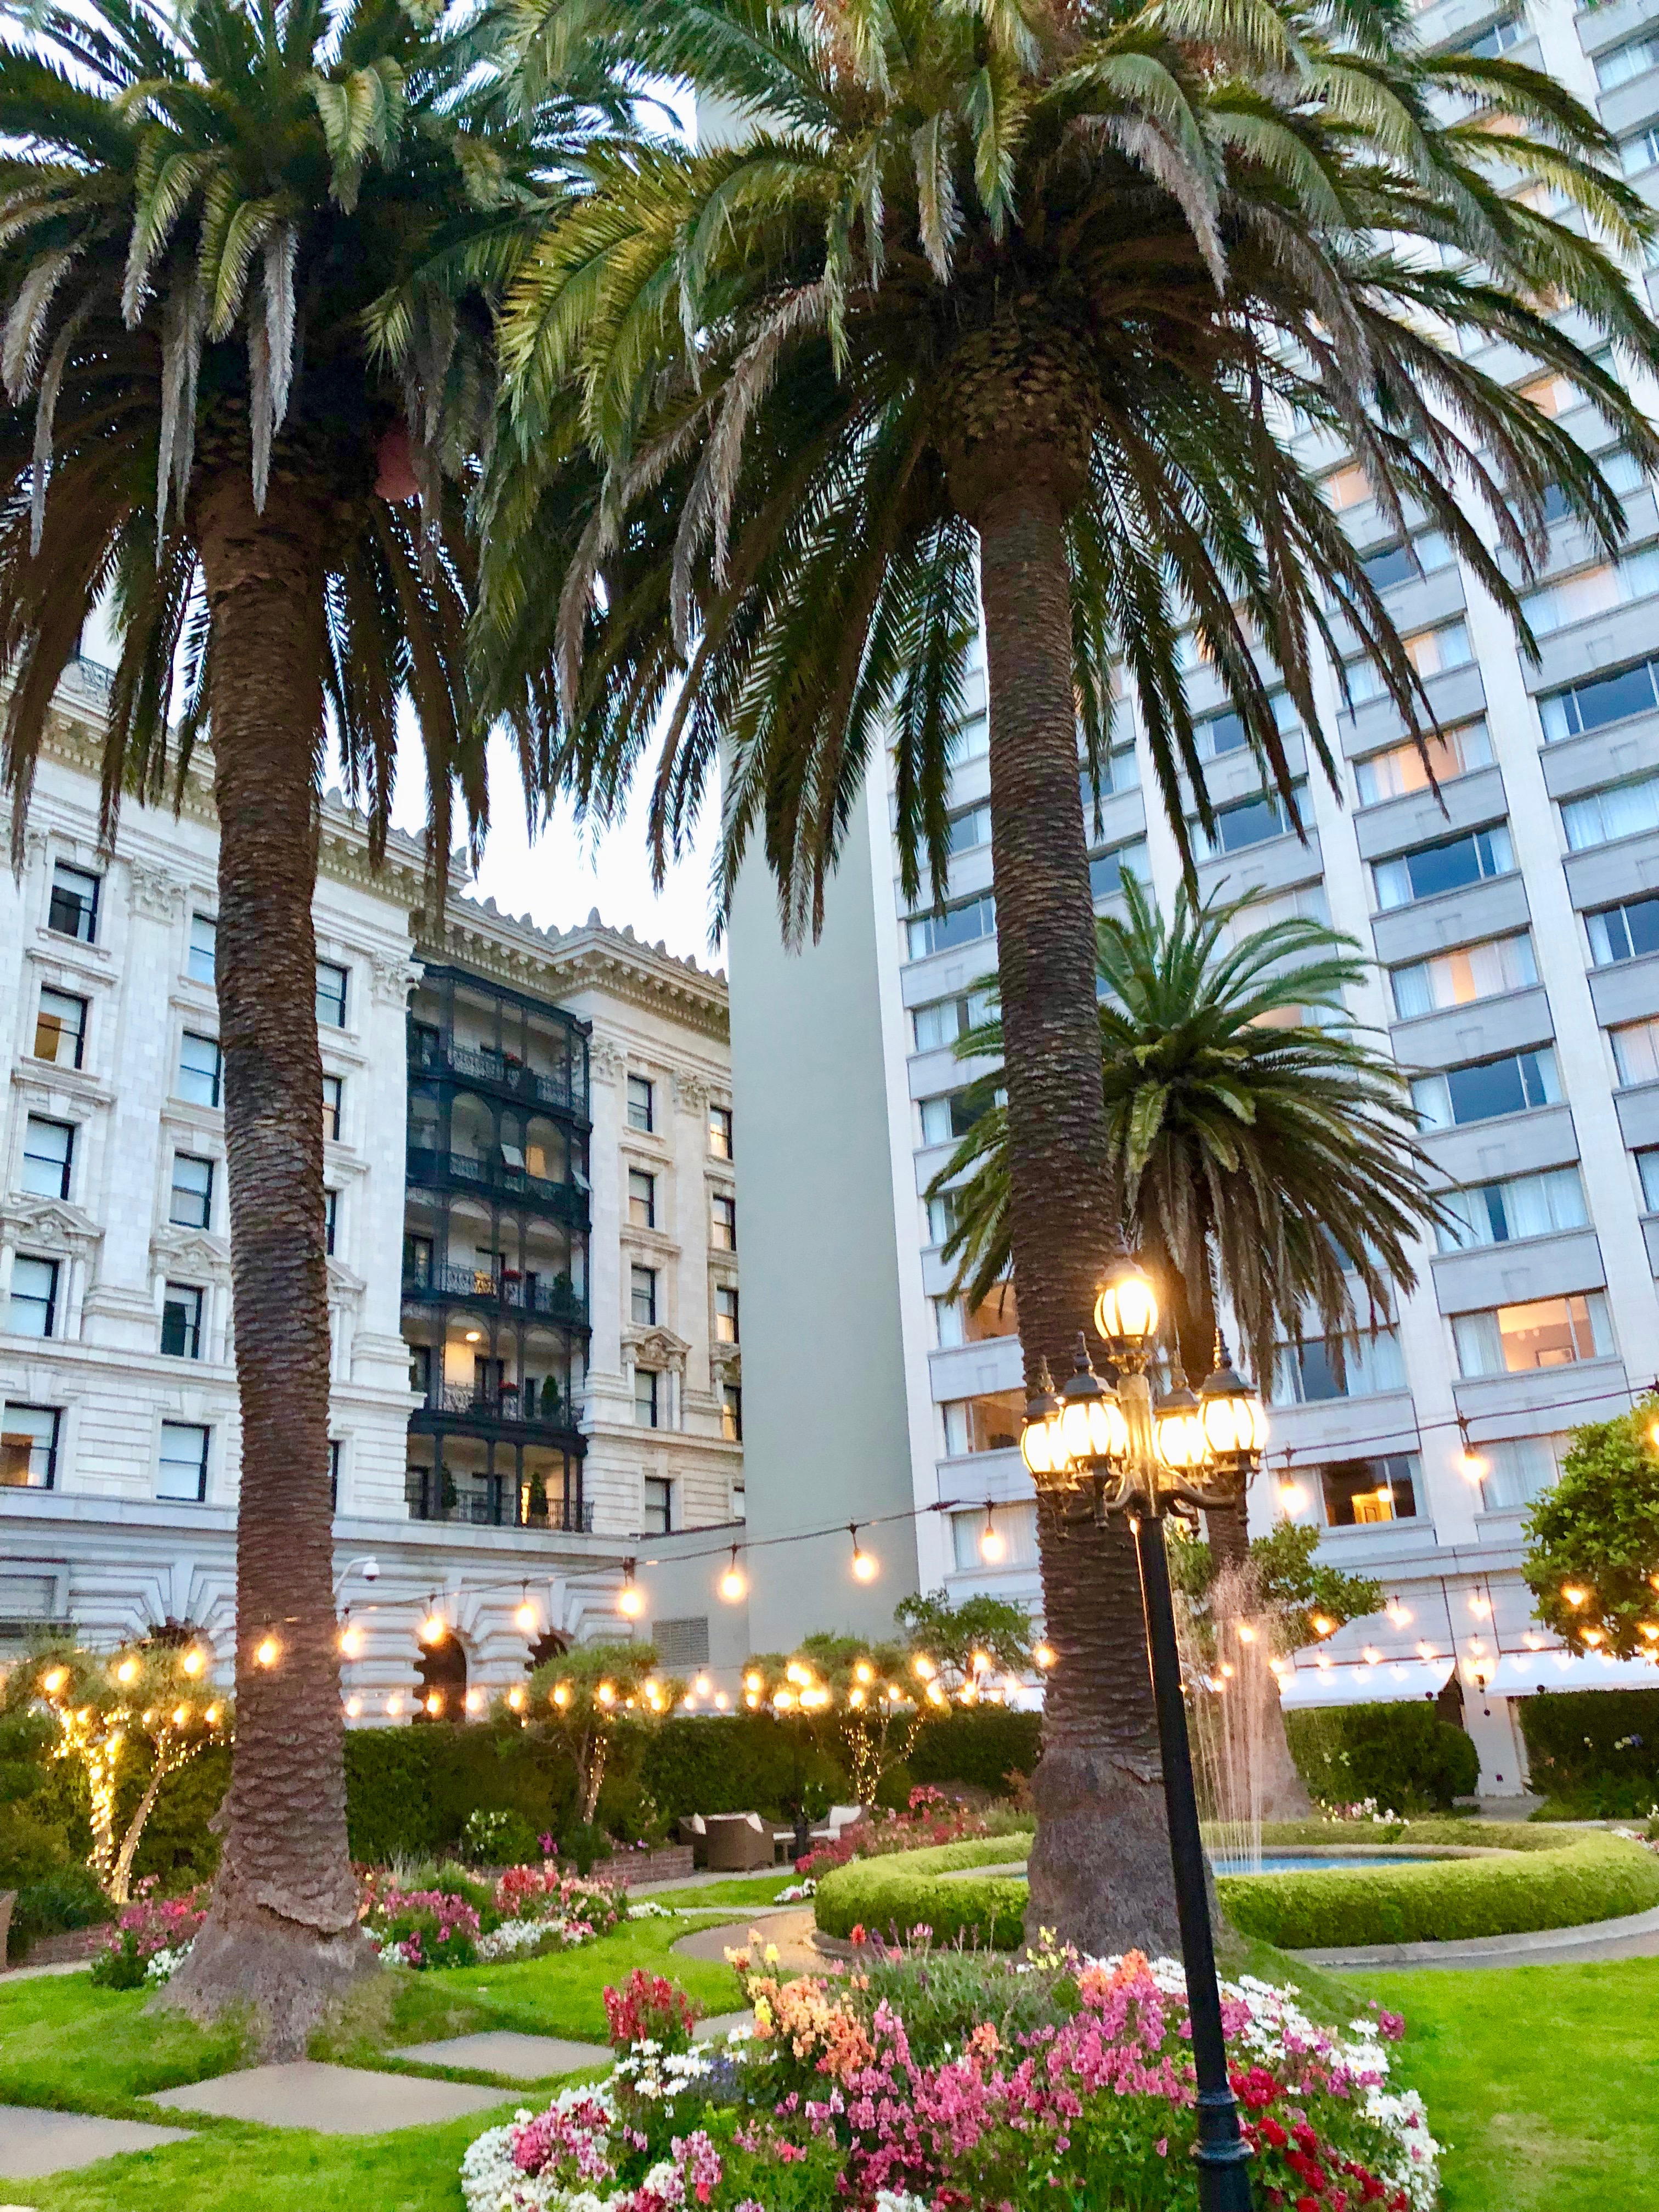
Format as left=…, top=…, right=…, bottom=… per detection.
left=405, top=1145, right=587, bottom=1227
left=411, top=1380, right=580, bottom=1438
left=404, top=1468, right=594, bottom=1532
left=402, top=1260, right=587, bottom=1326
left=409, top=1032, right=585, bottom=1117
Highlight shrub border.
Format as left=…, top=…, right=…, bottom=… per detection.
left=812, top=1825, right=1659, bottom=1951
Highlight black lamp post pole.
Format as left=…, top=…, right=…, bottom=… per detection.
left=1133, top=1500, right=1254, bottom=2212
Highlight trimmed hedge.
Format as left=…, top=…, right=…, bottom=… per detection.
left=1519, top=1688, right=1659, bottom=1816
left=907, top=1711, right=1042, bottom=1795
left=814, top=1833, right=1033, bottom=1948
left=1285, top=1703, right=1479, bottom=1815
left=640, top=1716, right=850, bottom=1820
left=1216, top=1830, right=1659, bottom=1949
left=343, top=1722, right=569, bottom=1861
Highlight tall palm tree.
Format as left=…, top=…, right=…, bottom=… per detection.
left=0, top=0, right=627, bottom=2047
left=487, top=0, right=1659, bottom=1952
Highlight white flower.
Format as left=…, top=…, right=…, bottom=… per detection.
left=143, top=1942, right=194, bottom=1986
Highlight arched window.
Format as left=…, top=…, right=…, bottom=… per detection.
left=526, top=1628, right=568, bottom=1673
left=414, top=1631, right=467, bottom=1722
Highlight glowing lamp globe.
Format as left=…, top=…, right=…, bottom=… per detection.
left=1094, top=1261, right=1159, bottom=1351
left=1198, top=1350, right=1267, bottom=1464
left=1154, top=1379, right=1207, bottom=1472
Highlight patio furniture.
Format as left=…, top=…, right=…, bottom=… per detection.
left=703, top=1813, right=776, bottom=1872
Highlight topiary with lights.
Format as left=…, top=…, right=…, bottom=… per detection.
left=520, top=1642, right=684, bottom=1829
left=1523, top=1398, right=1659, bottom=1662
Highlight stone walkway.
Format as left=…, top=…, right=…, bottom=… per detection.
left=394, top=2031, right=611, bottom=2081
left=0, top=2106, right=191, bottom=2181
left=1296, top=1899, right=1659, bottom=1971
left=673, top=1910, right=823, bottom=1974
left=147, top=2060, right=506, bottom=2133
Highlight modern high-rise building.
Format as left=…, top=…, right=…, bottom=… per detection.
left=721, top=0, right=1659, bottom=1788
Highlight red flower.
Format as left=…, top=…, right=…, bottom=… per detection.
left=1261, top=2118, right=1289, bottom=2151
left=1293, top=2123, right=1319, bottom=2155
left=1297, top=2197, right=1321, bottom=2212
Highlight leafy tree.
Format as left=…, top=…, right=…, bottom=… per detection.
left=0, top=0, right=625, bottom=2042
left=524, top=1641, right=684, bottom=1822
left=1169, top=1521, right=1383, bottom=1656
left=1523, top=1402, right=1659, bottom=1661
left=487, top=0, right=1659, bottom=1952
left=25, top=1642, right=230, bottom=1903
left=892, top=1591, right=1034, bottom=1691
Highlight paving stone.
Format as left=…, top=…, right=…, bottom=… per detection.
left=693, top=2010, right=755, bottom=2041
left=146, top=2060, right=506, bottom=2133
left=394, top=2032, right=613, bottom=2081
left=0, top=2106, right=192, bottom=2180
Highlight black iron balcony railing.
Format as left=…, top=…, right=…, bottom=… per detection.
left=404, top=1468, right=593, bottom=1533
left=409, top=1032, right=586, bottom=1116
left=405, top=1145, right=588, bottom=1226
left=401, top=1261, right=586, bottom=1326
left=412, top=1380, right=577, bottom=1432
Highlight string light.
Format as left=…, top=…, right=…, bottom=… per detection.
left=1385, top=1599, right=1413, bottom=1628
left=1278, top=1481, right=1308, bottom=1513
left=849, top=1525, right=878, bottom=1582
left=854, top=1660, right=874, bottom=1685
left=426, top=1691, right=444, bottom=1716
left=978, top=1505, right=1006, bottom=1563
left=1361, top=1648, right=1381, bottom=1667
left=554, top=1682, right=573, bottom=1708
left=1235, top=1623, right=1256, bottom=1644
left=1561, top=1584, right=1589, bottom=1608
left=1468, top=1592, right=1492, bottom=1618
left=1640, top=1623, right=1659, bottom=1643
left=386, top=1694, right=403, bottom=1717
left=516, top=1587, right=537, bottom=1634
left=181, top=1647, right=206, bottom=1678
left=1033, top=1642, right=1057, bottom=1670
left=506, top=1685, right=527, bottom=1712
left=719, top=1547, right=748, bottom=1602
left=420, top=1601, right=447, bottom=1644
left=1417, top=1641, right=1437, bottom=1661
left=714, top=1691, right=730, bottom=1710
left=596, top=1681, right=616, bottom=1707
left=345, top=1695, right=363, bottom=1718
left=255, top=1635, right=280, bottom=1667
left=115, top=1658, right=138, bottom=1685
left=695, top=1674, right=712, bottom=1696
left=1582, top=1626, right=1606, bottom=1646
left=465, top=1688, right=484, bottom=1715
left=339, top=1620, right=363, bottom=1658
left=1455, top=1417, right=1487, bottom=1483
left=617, top=1561, right=646, bottom=1619
left=912, top=1655, right=936, bottom=1680
left=1310, top=1613, right=1335, bottom=1638
left=205, top=1703, right=223, bottom=1726
left=40, top=1666, right=67, bottom=1696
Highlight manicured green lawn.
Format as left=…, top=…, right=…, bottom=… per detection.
left=646, top=1875, right=806, bottom=1909
left=1351, top=1960, right=1659, bottom=2212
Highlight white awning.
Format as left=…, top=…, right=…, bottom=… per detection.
left=1474, top=1649, right=1659, bottom=1697
left=1277, top=1658, right=1453, bottom=1710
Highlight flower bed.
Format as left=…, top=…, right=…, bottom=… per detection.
left=365, top=1864, right=630, bottom=1969
left=461, top=1938, right=1440, bottom=2210
left=88, top=1882, right=210, bottom=1989
left=794, top=1786, right=1029, bottom=1880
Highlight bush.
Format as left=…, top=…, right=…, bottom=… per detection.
left=1518, top=1688, right=1659, bottom=1815
left=0, top=1798, right=70, bottom=1888
left=1285, top=1702, right=1479, bottom=1814
left=814, top=1835, right=1032, bottom=1948
left=6, top=1863, right=112, bottom=1962
left=460, top=1808, right=542, bottom=1866
left=343, top=1722, right=569, bottom=1861
left=1216, top=1830, right=1659, bottom=1949
left=906, top=1709, right=1042, bottom=1796
left=640, top=1714, right=849, bottom=1820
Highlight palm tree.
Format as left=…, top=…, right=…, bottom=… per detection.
left=488, top=0, right=1659, bottom=1952
left=0, top=0, right=626, bottom=2047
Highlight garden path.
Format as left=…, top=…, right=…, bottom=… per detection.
left=0, top=2106, right=190, bottom=2180
left=145, top=2059, right=505, bottom=2132
left=672, top=1910, right=820, bottom=1974
left=394, top=2031, right=611, bottom=2080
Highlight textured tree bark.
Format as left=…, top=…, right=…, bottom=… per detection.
left=973, top=476, right=1182, bottom=1957
left=156, top=467, right=374, bottom=2053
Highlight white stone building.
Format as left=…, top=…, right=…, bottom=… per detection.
left=1, top=672, right=740, bottom=1711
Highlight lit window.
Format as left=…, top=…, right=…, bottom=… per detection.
left=47, top=861, right=99, bottom=943
left=1354, top=720, right=1491, bottom=807
left=161, top=1284, right=204, bottom=1359
left=1344, top=620, right=1473, bottom=707
left=722, top=1383, right=743, bottom=1443
left=708, top=1104, right=733, bottom=1159
left=628, top=1168, right=656, bottom=1229
left=627, top=1074, right=654, bottom=1133
left=715, top=1285, right=739, bottom=1344
left=940, top=1389, right=1028, bottom=1454
left=170, top=1153, right=213, bottom=1228
left=21, top=1116, right=74, bottom=1200
left=635, top=1368, right=661, bottom=1430
left=1453, top=1291, right=1613, bottom=1376
left=951, top=1503, right=1037, bottom=1570
left=157, top=1420, right=210, bottom=1502
left=1, top=1404, right=60, bottom=1489
left=188, top=912, right=216, bottom=985
left=1389, top=934, right=1536, bottom=1018
left=177, top=1032, right=222, bottom=1108
left=630, top=1263, right=658, bottom=1326
left=1320, top=1456, right=1418, bottom=1527
left=322, top=1074, right=343, bottom=1141
left=1322, top=462, right=1372, bottom=510
left=33, top=988, right=87, bottom=1068
left=8, top=1256, right=59, bottom=1338
left=710, top=1192, right=736, bottom=1252
left=315, top=961, right=348, bottom=1029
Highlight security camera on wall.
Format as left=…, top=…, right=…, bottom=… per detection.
left=360, top=1558, right=380, bottom=1583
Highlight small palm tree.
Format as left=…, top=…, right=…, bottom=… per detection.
left=489, top=0, right=1659, bottom=1953
left=0, top=0, right=623, bottom=2046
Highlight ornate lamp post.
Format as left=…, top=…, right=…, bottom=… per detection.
left=1022, top=1256, right=1267, bottom=2212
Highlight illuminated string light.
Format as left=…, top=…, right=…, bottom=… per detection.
left=338, top=1620, right=363, bottom=1658
left=554, top=1682, right=573, bottom=1708
left=426, top=1691, right=444, bottom=1716
left=115, top=1658, right=138, bottom=1685
left=1278, top=1481, right=1308, bottom=1513
left=595, top=1681, right=616, bottom=1707
left=40, top=1666, right=67, bottom=1696
left=695, top=1674, right=712, bottom=1696
left=386, top=1694, right=403, bottom=1717
left=346, top=1695, right=363, bottom=1718
left=255, top=1635, right=280, bottom=1667
left=1561, top=1584, right=1589, bottom=1608
left=1033, top=1642, right=1057, bottom=1670
left=978, top=1505, right=1006, bottom=1564
left=854, top=1660, right=874, bottom=1685
left=848, top=1525, right=878, bottom=1582
left=714, top=1691, right=730, bottom=1710
left=181, top=1647, right=206, bottom=1678
left=516, top=1587, right=537, bottom=1635
left=1310, top=1613, right=1335, bottom=1638
left=1235, top=1623, right=1256, bottom=1645
left=617, top=1561, right=646, bottom=1619
left=1385, top=1599, right=1413, bottom=1628
left=506, top=1685, right=527, bottom=1712
left=420, top=1601, right=447, bottom=1644
left=1468, top=1592, right=1492, bottom=1619
left=719, top=1547, right=748, bottom=1603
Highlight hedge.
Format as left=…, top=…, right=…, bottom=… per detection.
left=907, top=1711, right=1042, bottom=1795
left=1284, top=1703, right=1479, bottom=1814
left=343, top=1723, right=570, bottom=1861
left=1216, top=1830, right=1659, bottom=1949
left=814, top=1833, right=1034, bottom=1948
left=1518, top=1688, right=1659, bottom=1815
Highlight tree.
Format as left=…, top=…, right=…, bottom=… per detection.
left=489, top=0, right=1659, bottom=1953
left=0, top=0, right=626, bottom=2046
left=27, top=1642, right=230, bottom=1903
left=525, top=1641, right=684, bottom=1824
left=1523, top=1401, right=1659, bottom=1661
left=930, top=878, right=1442, bottom=1561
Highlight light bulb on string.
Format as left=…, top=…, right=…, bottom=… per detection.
left=978, top=1505, right=1005, bottom=1563
left=506, top=1685, right=526, bottom=1713
left=181, top=1647, right=206, bottom=1678
left=115, top=1658, right=138, bottom=1685
left=339, top=1617, right=363, bottom=1659
left=255, top=1635, right=280, bottom=1668
left=719, top=1547, right=747, bottom=1603
left=617, top=1560, right=646, bottom=1619
left=465, top=1688, right=484, bottom=1716
left=420, top=1600, right=447, bottom=1644
left=849, top=1525, right=878, bottom=1582
left=1033, top=1641, right=1057, bottom=1670
left=516, top=1586, right=537, bottom=1635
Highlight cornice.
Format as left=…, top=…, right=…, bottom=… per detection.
left=415, top=902, right=729, bottom=1044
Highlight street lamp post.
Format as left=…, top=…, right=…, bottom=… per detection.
left=1022, top=1257, right=1267, bottom=2212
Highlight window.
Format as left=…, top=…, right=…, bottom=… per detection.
left=709, top=1104, right=733, bottom=1159
left=907, top=894, right=995, bottom=961
left=715, top=1285, right=739, bottom=1344
left=941, top=1389, right=1027, bottom=1454
left=1561, top=774, right=1659, bottom=853
left=177, top=1031, right=222, bottom=1107
left=188, top=912, right=216, bottom=985
left=8, top=1257, right=59, bottom=1338
left=1193, top=692, right=1300, bottom=763
left=330, top=1438, right=341, bottom=1510
left=1343, top=619, right=1472, bottom=707
left=322, top=1074, right=343, bottom=1142
left=33, top=988, right=87, bottom=1069
left=642, top=1474, right=672, bottom=1533
left=926, top=1190, right=959, bottom=1246
left=1596, top=31, right=1659, bottom=89
left=710, top=1192, right=736, bottom=1251
left=1358, top=530, right=1456, bottom=592
left=635, top=1368, right=661, bottom=1429
left=1323, top=462, right=1372, bottom=510
left=947, top=803, right=992, bottom=854
left=933, top=1285, right=1018, bottom=1347
left=1539, top=448, right=1646, bottom=523
left=324, top=1188, right=338, bottom=1256
left=404, top=1233, right=433, bottom=1287
left=1611, top=1019, right=1659, bottom=1086
left=157, top=1420, right=210, bottom=1502
left=1354, top=719, right=1491, bottom=806
left=1412, top=1048, right=1560, bottom=1128
left=1477, top=1435, right=1565, bottom=1511
left=912, top=992, right=992, bottom=1053
left=1522, top=546, right=1659, bottom=639
left=630, top=1264, right=658, bottom=1326
left=1453, top=1291, right=1612, bottom=1376
left=170, top=1153, right=213, bottom=1228
left=628, top=1168, right=657, bottom=1229
left=1436, top=1168, right=1588, bottom=1251
left=315, top=961, right=348, bottom=1028
left=1587, top=895, right=1659, bottom=966
left=951, top=1502, right=1039, bottom=1571
left=1465, top=12, right=1525, bottom=58
left=1194, top=785, right=1305, bottom=860
left=1274, top=1330, right=1406, bottom=1404
left=1, top=1404, right=60, bottom=1489
left=1622, top=126, right=1659, bottom=178
left=47, top=861, right=99, bottom=943
left=722, top=1382, right=743, bottom=1442
left=627, top=1074, right=654, bottom=1132
left=1079, top=745, right=1139, bottom=808
left=919, top=1090, right=989, bottom=1146
left=161, top=1283, right=204, bottom=1359
left=1089, top=839, right=1149, bottom=898
left=1373, top=822, right=1513, bottom=909
left=1539, top=654, right=1659, bottom=742
left=21, top=1116, right=74, bottom=1199
left=1390, top=933, right=1536, bottom=1019
left=1321, top=1455, right=1419, bottom=1527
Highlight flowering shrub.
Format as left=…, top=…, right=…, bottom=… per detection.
left=496, top=1863, right=625, bottom=1935
left=364, top=1887, right=482, bottom=1970
left=794, top=1787, right=1008, bottom=1878
left=775, top=1881, right=817, bottom=1903
left=462, top=1945, right=1441, bottom=2211
left=1317, top=1798, right=1403, bottom=1826
left=89, top=1882, right=208, bottom=1989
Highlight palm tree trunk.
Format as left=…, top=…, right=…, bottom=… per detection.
left=157, top=467, right=372, bottom=2052
left=974, top=478, right=1181, bottom=1957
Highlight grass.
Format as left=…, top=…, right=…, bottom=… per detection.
left=645, top=1875, right=807, bottom=1909
left=1351, top=1960, right=1659, bottom=2212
